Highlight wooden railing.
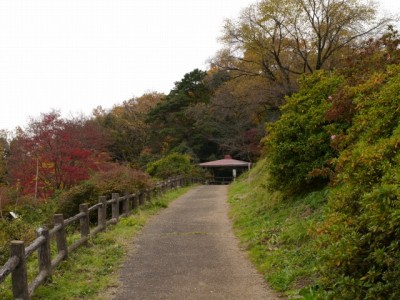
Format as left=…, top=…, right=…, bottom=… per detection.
left=0, top=176, right=201, bottom=300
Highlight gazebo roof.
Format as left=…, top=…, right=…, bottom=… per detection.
left=199, top=155, right=251, bottom=168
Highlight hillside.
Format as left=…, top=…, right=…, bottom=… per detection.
left=229, top=60, right=400, bottom=298
left=0, top=1, right=398, bottom=298
left=229, top=159, right=327, bottom=297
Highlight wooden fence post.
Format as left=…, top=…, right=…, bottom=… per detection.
left=167, top=179, right=171, bottom=191
left=79, top=204, right=90, bottom=245
left=146, top=189, right=151, bottom=203
left=37, top=227, right=52, bottom=279
left=112, top=193, right=119, bottom=221
left=54, top=214, right=68, bottom=259
left=98, top=196, right=107, bottom=229
left=139, top=192, right=145, bottom=206
left=156, top=185, right=162, bottom=198
left=11, top=241, right=29, bottom=300
left=123, top=192, right=130, bottom=215
left=132, top=194, right=138, bottom=210
left=160, top=183, right=165, bottom=195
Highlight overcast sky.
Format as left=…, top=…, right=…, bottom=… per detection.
left=0, top=0, right=399, bottom=131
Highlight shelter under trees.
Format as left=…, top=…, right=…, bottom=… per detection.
left=199, top=155, right=251, bottom=184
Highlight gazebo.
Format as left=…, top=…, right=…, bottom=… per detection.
left=199, top=155, right=251, bottom=184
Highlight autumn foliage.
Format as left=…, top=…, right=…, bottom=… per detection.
left=0, top=1, right=398, bottom=298
left=7, top=112, right=110, bottom=198
left=264, top=71, right=344, bottom=193
left=318, top=64, right=400, bottom=299
left=260, top=28, right=400, bottom=298
left=57, top=164, right=151, bottom=218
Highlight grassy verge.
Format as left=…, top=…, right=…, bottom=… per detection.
left=228, top=159, right=327, bottom=298
left=0, top=186, right=193, bottom=300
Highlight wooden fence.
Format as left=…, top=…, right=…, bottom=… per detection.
left=0, top=176, right=199, bottom=300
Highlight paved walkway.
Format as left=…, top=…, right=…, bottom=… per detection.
left=112, top=185, right=279, bottom=299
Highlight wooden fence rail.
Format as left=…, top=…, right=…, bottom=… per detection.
left=0, top=176, right=202, bottom=299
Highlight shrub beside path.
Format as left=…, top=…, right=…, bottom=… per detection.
left=110, top=185, right=280, bottom=299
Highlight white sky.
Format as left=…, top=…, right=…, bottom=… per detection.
left=0, top=0, right=399, bottom=131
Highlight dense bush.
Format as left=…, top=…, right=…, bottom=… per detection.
left=318, top=65, right=400, bottom=298
left=264, top=71, right=344, bottom=194
left=57, top=165, right=151, bottom=218
left=0, top=165, right=151, bottom=265
left=146, top=152, right=199, bottom=179
left=0, top=196, right=58, bottom=265
left=244, top=59, right=400, bottom=298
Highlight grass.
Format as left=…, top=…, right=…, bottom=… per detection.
left=228, top=158, right=328, bottom=298
left=0, top=186, right=193, bottom=300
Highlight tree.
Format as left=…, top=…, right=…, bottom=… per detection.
left=325, top=26, right=400, bottom=126
left=264, top=70, right=344, bottom=193
left=146, top=69, right=217, bottom=161
left=7, top=112, right=110, bottom=197
left=217, top=0, right=390, bottom=99
left=0, top=130, right=9, bottom=185
left=189, top=72, right=270, bottom=161
left=146, top=153, right=193, bottom=179
left=94, top=92, right=163, bottom=164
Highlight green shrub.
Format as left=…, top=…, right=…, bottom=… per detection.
left=257, top=65, right=400, bottom=298
left=57, top=165, right=151, bottom=218
left=57, top=182, right=97, bottom=219
left=146, top=152, right=194, bottom=179
left=319, top=65, right=400, bottom=298
left=89, top=165, right=150, bottom=196
left=264, top=71, right=344, bottom=194
left=0, top=196, right=58, bottom=265
left=0, top=219, right=37, bottom=265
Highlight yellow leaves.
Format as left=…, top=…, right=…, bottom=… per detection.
left=41, top=161, right=54, bottom=169
left=111, top=106, right=123, bottom=115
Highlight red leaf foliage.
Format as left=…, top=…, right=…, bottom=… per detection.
left=8, top=112, right=111, bottom=198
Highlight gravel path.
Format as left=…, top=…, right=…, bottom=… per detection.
left=111, top=185, right=280, bottom=300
